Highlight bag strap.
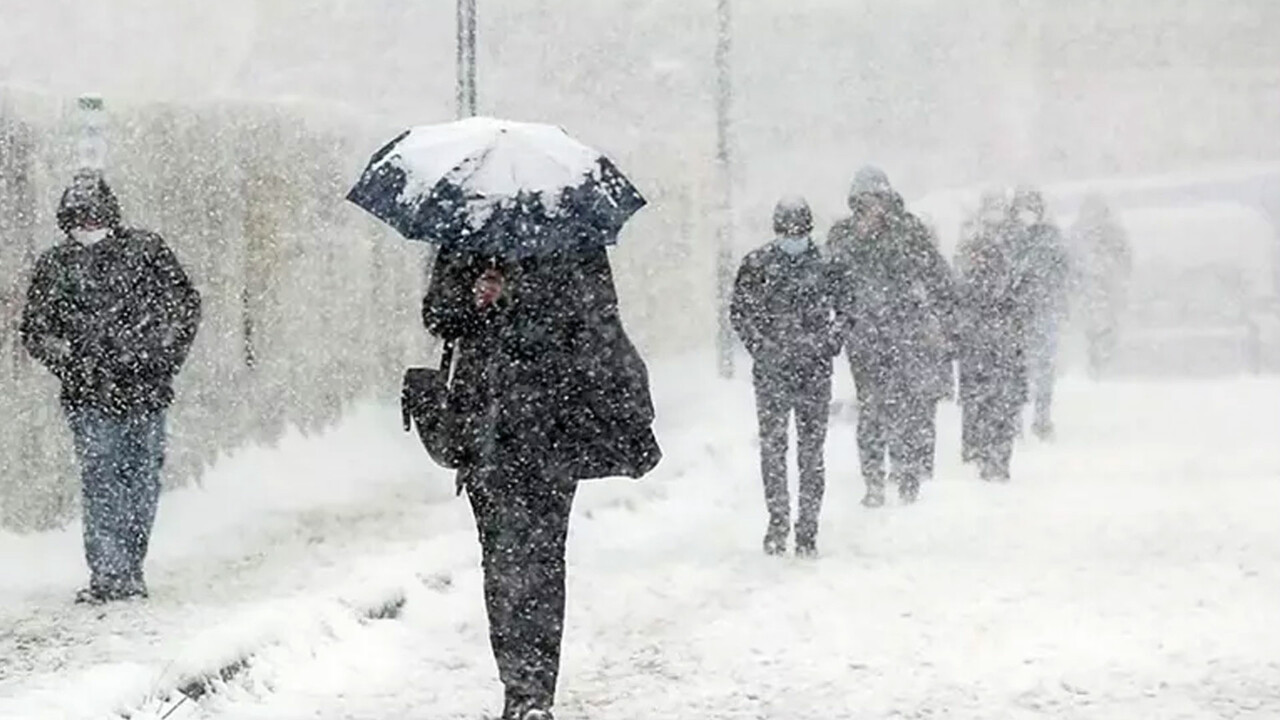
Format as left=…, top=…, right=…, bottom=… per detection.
left=440, top=338, right=456, bottom=374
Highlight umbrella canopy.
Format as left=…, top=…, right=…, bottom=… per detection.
left=347, top=117, right=646, bottom=256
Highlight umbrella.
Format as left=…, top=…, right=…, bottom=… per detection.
left=346, top=117, right=646, bottom=256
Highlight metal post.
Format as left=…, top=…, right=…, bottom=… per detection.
left=715, top=0, right=734, bottom=379
left=456, top=0, right=478, bottom=118
left=466, top=0, right=477, bottom=115
left=76, top=93, right=108, bottom=174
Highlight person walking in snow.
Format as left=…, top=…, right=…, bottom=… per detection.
left=828, top=167, right=956, bottom=507
left=422, top=244, right=661, bottom=720
left=1008, top=186, right=1071, bottom=440
left=20, top=171, right=202, bottom=603
left=955, top=190, right=1011, bottom=464
left=1069, top=194, right=1132, bottom=378
left=954, top=191, right=1034, bottom=482
left=731, top=197, right=839, bottom=557
left=919, top=219, right=955, bottom=480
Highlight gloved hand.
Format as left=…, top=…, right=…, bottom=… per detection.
left=473, top=268, right=505, bottom=308
left=826, top=331, right=846, bottom=358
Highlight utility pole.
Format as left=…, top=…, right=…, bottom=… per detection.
left=76, top=94, right=108, bottom=174
left=715, top=0, right=735, bottom=379
left=439, top=0, right=479, bottom=345
left=456, top=0, right=478, bottom=118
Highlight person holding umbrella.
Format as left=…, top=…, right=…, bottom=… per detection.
left=349, top=118, right=661, bottom=720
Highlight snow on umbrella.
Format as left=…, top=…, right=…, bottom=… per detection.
left=346, top=117, right=647, bottom=256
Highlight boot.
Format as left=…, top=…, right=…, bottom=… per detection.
left=1032, top=416, right=1055, bottom=441
left=861, top=484, right=886, bottom=508
left=77, top=574, right=137, bottom=604
left=898, top=476, right=921, bottom=504
left=979, top=459, right=1010, bottom=483
left=794, top=526, right=818, bottom=558
left=74, top=586, right=109, bottom=605
left=505, top=695, right=554, bottom=720
left=762, top=519, right=789, bottom=556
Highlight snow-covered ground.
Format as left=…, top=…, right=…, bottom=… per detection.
left=4, top=357, right=1280, bottom=719
left=0, top=401, right=452, bottom=718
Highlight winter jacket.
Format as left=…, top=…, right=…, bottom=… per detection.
left=1014, top=221, right=1072, bottom=326
left=828, top=205, right=957, bottom=401
left=1070, top=215, right=1132, bottom=314
left=422, top=245, right=661, bottom=484
left=20, top=229, right=202, bottom=414
left=955, top=224, right=1032, bottom=405
left=730, top=240, right=838, bottom=390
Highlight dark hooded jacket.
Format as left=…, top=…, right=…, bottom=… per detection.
left=422, top=246, right=661, bottom=484
left=955, top=221, right=1033, bottom=405
left=20, top=177, right=202, bottom=414
left=1014, top=220, right=1071, bottom=328
left=1070, top=203, right=1132, bottom=312
left=828, top=194, right=957, bottom=400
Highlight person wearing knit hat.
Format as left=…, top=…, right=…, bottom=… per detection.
left=732, top=196, right=841, bottom=557
left=21, top=171, right=202, bottom=604
left=953, top=186, right=1043, bottom=483
left=1009, top=186, right=1071, bottom=441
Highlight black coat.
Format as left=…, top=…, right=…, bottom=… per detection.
left=422, top=246, right=661, bottom=484
left=1015, top=221, right=1071, bottom=327
left=730, top=240, right=837, bottom=392
left=20, top=229, right=202, bottom=414
left=827, top=207, right=957, bottom=400
left=955, top=224, right=1033, bottom=405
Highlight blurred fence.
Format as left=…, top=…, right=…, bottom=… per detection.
left=0, top=89, right=436, bottom=531
left=0, top=88, right=712, bottom=532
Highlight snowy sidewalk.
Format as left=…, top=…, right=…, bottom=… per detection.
left=0, top=357, right=710, bottom=720
left=119, top=371, right=1280, bottom=720
left=3, top=364, right=1279, bottom=719
left=0, top=402, right=459, bottom=718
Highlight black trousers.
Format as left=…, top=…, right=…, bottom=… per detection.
left=855, top=380, right=937, bottom=489
left=465, top=468, right=577, bottom=715
left=965, top=390, right=1020, bottom=479
left=921, top=404, right=938, bottom=479
left=960, top=347, right=1026, bottom=480
left=961, top=400, right=980, bottom=462
left=754, top=368, right=830, bottom=545
left=1026, top=319, right=1060, bottom=429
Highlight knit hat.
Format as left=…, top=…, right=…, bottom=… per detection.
left=772, top=195, right=814, bottom=237
left=56, top=171, right=121, bottom=234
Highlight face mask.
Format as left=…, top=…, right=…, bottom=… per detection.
left=777, top=235, right=810, bottom=255
left=855, top=204, right=889, bottom=234
left=72, top=228, right=110, bottom=246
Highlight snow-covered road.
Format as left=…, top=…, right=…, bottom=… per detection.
left=5, top=361, right=1280, bottom=720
